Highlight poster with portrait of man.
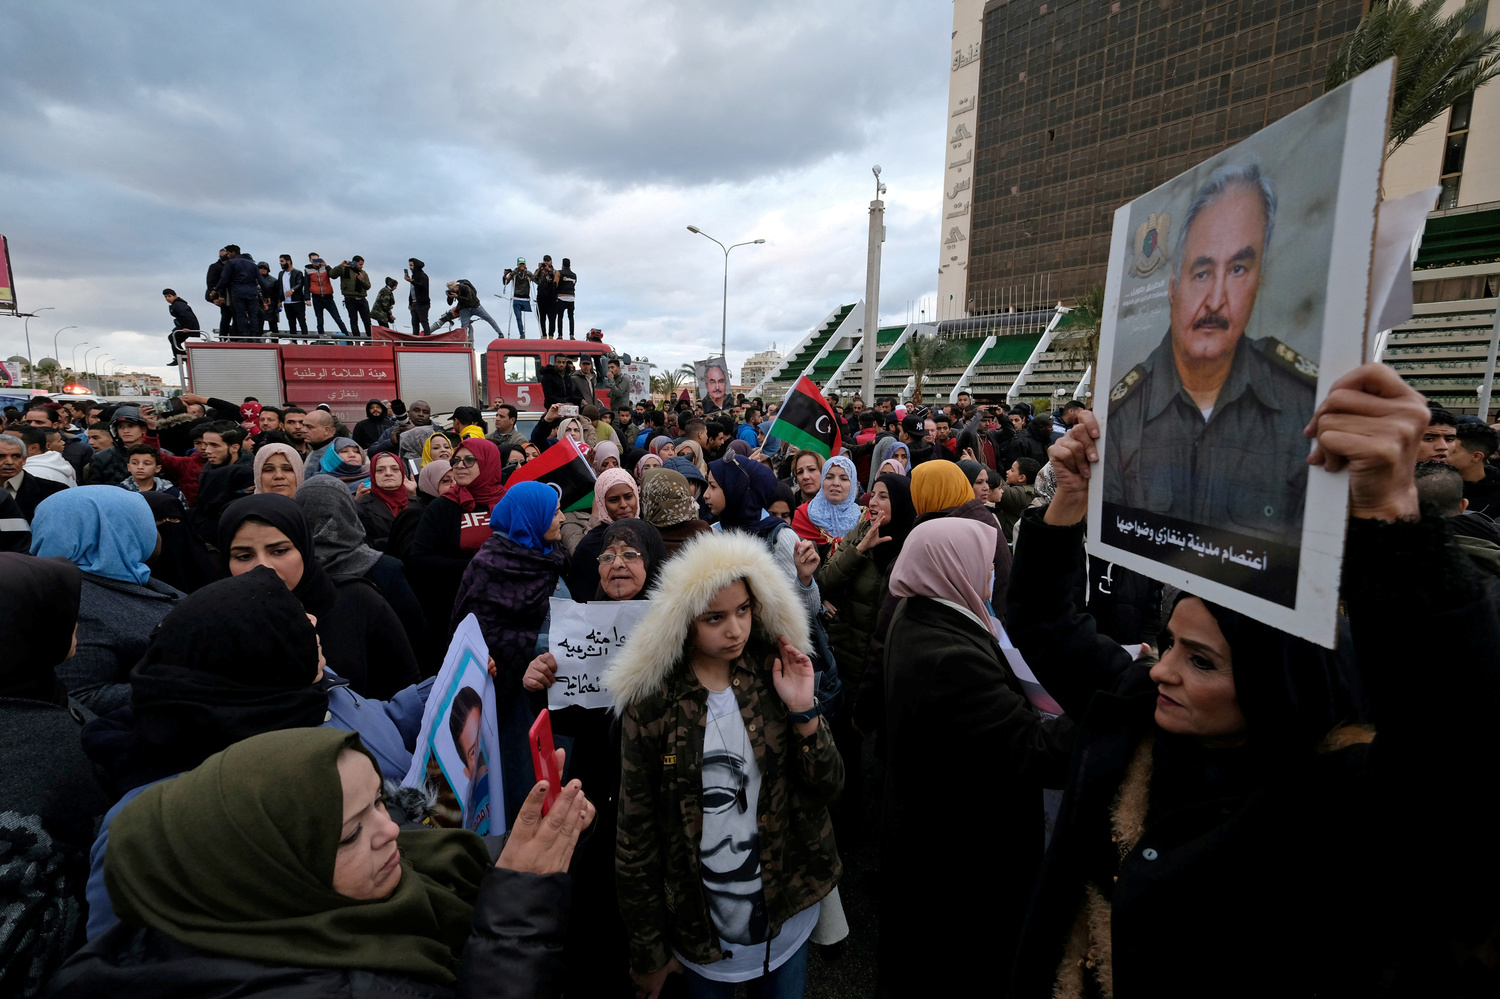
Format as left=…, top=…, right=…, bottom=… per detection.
left=1087, top=61, right=1393, bottom=647
left=694, top=357, right=731, bottom=413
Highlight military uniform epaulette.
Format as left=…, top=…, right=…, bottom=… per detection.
left=1109, top=363, right=1147, bottom=404
left=1258, top=337, right=1319, bottom=385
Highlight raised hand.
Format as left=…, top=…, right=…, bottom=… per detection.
left=1043, top=409, right=1100, bottom=527
left=771, top=634, right=815, bottom=714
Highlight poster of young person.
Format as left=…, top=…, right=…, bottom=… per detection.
left=693, top=357, right=731, bottom=413
left=402, top=614, right=505, bottom=834
left=1087, top=60, right=1393, bottom=648
left=547, top=597, right=652, bottom=711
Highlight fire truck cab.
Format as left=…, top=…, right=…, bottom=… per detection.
left=482, top=337, right=619, bottom=412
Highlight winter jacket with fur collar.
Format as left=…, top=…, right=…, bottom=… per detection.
left=604, top=531, right=842, bottom=974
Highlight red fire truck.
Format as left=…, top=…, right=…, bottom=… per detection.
left=184, top=326, right=632, bottom=422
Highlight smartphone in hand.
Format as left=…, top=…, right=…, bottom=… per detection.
left=528, top=710, right=561, bottom=816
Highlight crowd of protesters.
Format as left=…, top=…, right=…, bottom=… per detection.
left=2, top=354, right=1498, bottom=999
left=167, top=246, right=581, bottom=363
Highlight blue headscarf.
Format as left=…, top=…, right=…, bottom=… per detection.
left=491, top=481, right=560, bottom=554
left=707, top=452, right=783, bottom=536
left=807, top=454, right=862, bottom=538
left=317, top=437, right=368, bottom=482
left=30, top=485, right=157, bottom=585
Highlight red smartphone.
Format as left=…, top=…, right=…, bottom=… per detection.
left=528, top=710, right=562, bottom=816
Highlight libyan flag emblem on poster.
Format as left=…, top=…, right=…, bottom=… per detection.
left=1130, top=213, right=1170, bottom=278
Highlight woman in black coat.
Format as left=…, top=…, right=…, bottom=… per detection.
left=218, top=496, right=420, bottom=700
left=49, top=727, right=593, bottom=999
left=1006, top=376, right=1500, bottom=998
left=879, top=518, right=1074, bottom=998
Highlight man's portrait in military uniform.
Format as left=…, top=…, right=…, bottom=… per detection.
left=1103, top=163, right=1318, bottom=560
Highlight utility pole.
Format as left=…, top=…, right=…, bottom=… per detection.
left=862, top=165, right=887, bottom=408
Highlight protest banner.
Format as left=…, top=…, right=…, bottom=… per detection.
left=1087, top=60, right=1394, bottom=648
left=694, top=357, right=731, bottom=413
left=402, top=614, right=505, bottom=834
left=546, top=597, right=652, bottom=711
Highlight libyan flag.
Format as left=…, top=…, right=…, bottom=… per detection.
left=506, top=438, right=597, bottom=513
left=766, top=376, right=842, bottom=460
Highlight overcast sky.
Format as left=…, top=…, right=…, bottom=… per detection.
left=1, top=0, right=953, bottom=391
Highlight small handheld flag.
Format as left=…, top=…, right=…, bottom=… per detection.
left=506, top=437, right=597, bottom=513
left=766, top=376, right=842, bottom=460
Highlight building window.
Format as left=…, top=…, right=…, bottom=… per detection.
left=1440, top=92, right=1474, bottom=209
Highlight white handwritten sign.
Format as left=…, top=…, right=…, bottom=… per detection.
left=547, top=598, right=651, bottom=710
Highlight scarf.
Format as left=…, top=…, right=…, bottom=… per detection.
left=592, top=468, right=638, bottom=526
left=141, top=491, right=224, bottom=595
left=421, top=431, right=453, bottom=468
left=216, top=494, right=338, bottom=618
left=868, top=437, right=903, bottom=489
left=640, top=467, right=699, bottom=528
left=633, top=452, right=663, bottom=483
left=889, top=518, right=999, bottom=637
left=491, top=481, right=559, bottom=554
left=252, top=443, right=305, bottom=495
left=911, top=459, right=974, bottom=515
left=594, top=518, right=668, bottom=598
left=956, top=459, right=985, bottom=486
left=30, top=485, right=156, bottom=585
left=806, top=454, right=862, bottom=539
left=317, top=437, right=368, bottom=483
left=676, top=440, right=707, bottom=475
left=105, top=728, right=491, bottom=985
left=369, top=452, right=410, bottom=518
left=590, top=439, right=621, bottom=474
left=442, top=438, right=507, bottom=513
left=295, top=476, right=384, bottom=577
left=708, top=452, right=783, bottom=535
left=648, top=436, right=673, bottom=457
left=417, top=459, right=451, bottom=499
left=871, top=472, right=917, bottom=572
left=0, top=552, right=81, bottom=704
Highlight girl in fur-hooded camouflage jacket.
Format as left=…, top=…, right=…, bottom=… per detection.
left=603, top=530, right=842, bottom=984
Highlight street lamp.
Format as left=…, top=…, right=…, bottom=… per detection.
left=83, top=345, right=100, bottom=389
left=53, top=326, right=78, bottom=377
left=686, top=226, right=765, bottom=361
left=71, top=341, right=90, bottom=374
left=21, top=306, right=55, bottom=388
left=94, top=354, right=110, bottom=394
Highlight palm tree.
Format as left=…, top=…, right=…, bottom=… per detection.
left=1325, top=0, right=1500, bottom=154
left=904, top=334, right=953, bottom=407
left=35, top=359, right=62, bottom=391
left=651, top=365, right=691, bottom=401
left=1051, top=284, right=1107, bottom=406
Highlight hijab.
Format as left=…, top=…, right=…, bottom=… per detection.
left=956, top=459, right=985, bottom=486
left=806, top=455, right=862, bottom=539
left=456, top=424, right=485, bottom=442
left=590, top=439, right=621, bottom=474
left=421, top=431, right=454, bottom=467
left=0, top=552, right=81, bottom=704
left=622, top=447, right=647, bottom=477
left=442, top=438, right=506, bottom=513
left=30, top=485, right=157, bottom=586
left=877, top=457, right=907, bottom=479
left=491, top=481, right=559, bottom=554
left=592, top=468, right=638, bottom=526
left=640, top=467, right=699, bottom=528
left=105, top=728, right=491, bottom=985
left=217, top=494, right=337, bottom=617
left=871, top=472, right=917, bottom=572
left=868, top=437, right=901, bottom=489
left=416, top=459, right=452, bottom=500
left=116, top=568, right=330, bottom=788
left=911, top=459, right=974, bottom=515
left=633, top=452, right=663, bottom=482
left=317, top=437, right=368, bottom=483
left=648, top=436, right=673, bottom=457
left=889, top=518, right=998, bottom=637
left=595, top=518, right=668, bottom=599
left=676, top=439, right=707, bottom=474
left=726, top=439, right=753, bottom=459
left=142, top=491, right=224, bottom=594
left=295, top=476, right=383, bottom=577
left=253, top=443, right=305, bottom=495
left=368, top=452, right=410, bottom=518
left=708, top=452, right=783, bottom=535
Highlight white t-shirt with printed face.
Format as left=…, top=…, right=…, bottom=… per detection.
left=673, top=686, right=818, bottom=983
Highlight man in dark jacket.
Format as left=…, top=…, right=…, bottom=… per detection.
left=255, top=262, right=280, bottom=338
left=163, top=289, right=201, bottom=366
left=277, top=255, right=308, bottom=339
left=82, top=407, right=152, bottom=487
left=567, top=355, right=596, bottom=406
left=404, top=257, right=430, bottom=334
left=329, top=256, right=373, bottom=339
left=214, top=245, right=261, bottom=342
left=540, top=353, right=572, bottom=408
left=0, top=430, right=68, bottom=520
left=204, top=247, right=233, bottom=336
left=191, top=423, right=252, bottom=539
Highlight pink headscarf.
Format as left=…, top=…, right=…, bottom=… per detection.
left=888, top=519, right=998, bottom=637
left=591, top=439, right=621, bottom=473
left=251, top=443, right=305, bottom=495
left=633, top=452, right=663, bottom=483
left=592, top=468, right=638, bottom=525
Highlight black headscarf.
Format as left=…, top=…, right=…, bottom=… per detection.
left=216, top=494, right=338, bottom=617
left=594, top=518, right=668, bottom=599
left=708, top=452, right=783, bottom=536
left=84, top=567, right=328, bottom=795
left=956, top=459, right=986, bottom=485
left=142, top=491, right=225, bottom=594
left=871, top=472, right=917, bottom=572
left=0, top=552, right=82, bottom=705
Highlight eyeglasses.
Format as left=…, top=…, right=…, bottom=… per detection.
left=453, top=455, right=480, bottom=468
left=597, top=550, right=643, bottom=565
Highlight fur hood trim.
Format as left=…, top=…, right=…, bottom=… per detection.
left=603, top=529, right=810, bottom=709
left=156, top=410, right=200, bottom=432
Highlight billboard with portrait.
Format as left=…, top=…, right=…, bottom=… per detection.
left=694, top=356, right=731, bottom=413
left=1087, top=61, right=1393, bottom=647
left=0, top=235, right=16, bottom=313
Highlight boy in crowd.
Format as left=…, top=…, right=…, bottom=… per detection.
left=121, top=444, right=181, bottom=498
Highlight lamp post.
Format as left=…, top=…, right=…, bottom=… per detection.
left=71, top=341, right=90, bottom=375
left=21, top=306, right=55, bottom=388
left=94, top=354, right=110, bottom=394
left=52, top=326, right=78, bottom=384
left=863, top=165, right=887, bottom=409
left=685, top=227, right=765, bottom=361
left=83, top=346, right=100, bottom=391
